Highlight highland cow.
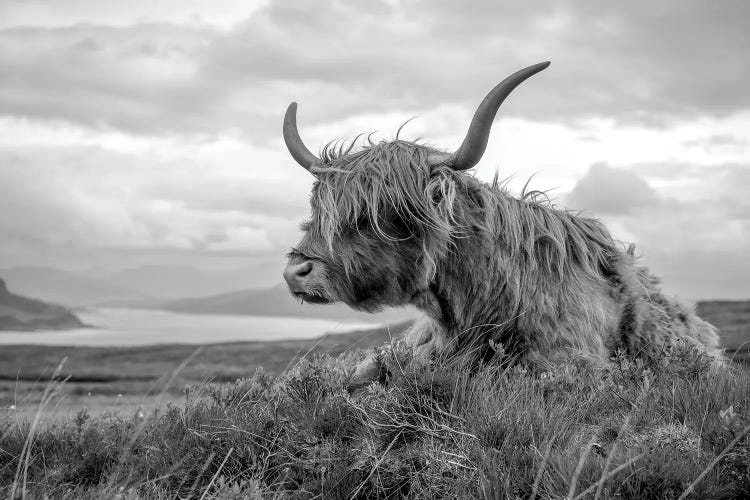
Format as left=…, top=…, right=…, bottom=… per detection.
left=282, top=62, right=723, bottom=386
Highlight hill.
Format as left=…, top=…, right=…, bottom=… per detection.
left=99, top=262, right=282, bottom=299
left=1, top=301, right=747, bottom=497
left=0, top=266, right=147, bottom=307
left=0, top=277, right=85, bottom=331
left=1, top=334, right=748, bottom=498
left=0, top=322, right=411, bottom=418
left=697, top=300, right=750, bottom=362
left=1, top=263, right=291, bottom=306
left=158, top=283, right=417, bottom=323
left=0, top=322, right=405, bottom=387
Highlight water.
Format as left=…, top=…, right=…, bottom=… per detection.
left=0, top=308, right=380, bottom=346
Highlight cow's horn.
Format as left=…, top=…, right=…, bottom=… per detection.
left=434, top=61, right=550, bottom=171
left=283, top=102, right=322, bottom=171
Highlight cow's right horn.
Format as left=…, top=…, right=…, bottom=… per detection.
left=432, top=61, right=550, bottom=171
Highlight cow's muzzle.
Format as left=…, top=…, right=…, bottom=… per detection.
left=283, top=258, right=332, bottom=304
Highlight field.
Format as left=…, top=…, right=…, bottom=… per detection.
left=696, top=301, right=750, bottom=363
left=1, top=301, right=746, bottom=418
left=0, top=302, right=748, bottom=498
left=0, top=323, right=410, bottom=418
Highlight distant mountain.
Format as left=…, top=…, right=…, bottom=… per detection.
left=0, top=263, right=286, bottom=307
left=0, top=277, right=85, bottom=331
left=0, top=266, right=148, bottom=307
left=159, top=284, right=417, bottom=324
left=99, top=263, right=281, bottom=299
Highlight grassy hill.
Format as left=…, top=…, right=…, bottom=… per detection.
left=698, top=300, right=750, bottom=362
left=0, top=301, right=747, bottom=498
left=0, top=322, right=412, bottom=423
left=0, top=300, right=746, bottom=412
left=1, top=339, right=748, bottom=498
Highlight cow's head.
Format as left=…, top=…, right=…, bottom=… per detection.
left=282, top=62, right=549, bottom=312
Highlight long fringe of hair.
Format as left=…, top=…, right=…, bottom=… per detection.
left=310, top=135, right=621, bottom=284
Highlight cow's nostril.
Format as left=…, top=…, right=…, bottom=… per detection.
left=297, top=261, right=313, bottom=277
left=284, top=259, right=315, bottom=289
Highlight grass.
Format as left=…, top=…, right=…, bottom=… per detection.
left=0, top=303, right=747, bottom=498
left=697, top=301, right=750, bottom=362
left=0, top=300, right=746, bottom=415
left=0, top=323, right=409, bottom=416
left=0, top=337, right=749, bottom=498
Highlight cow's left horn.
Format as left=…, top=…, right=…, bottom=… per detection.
left=283, top=102, right=322, bottom=171
left=433, top=61, right=550, bottom=171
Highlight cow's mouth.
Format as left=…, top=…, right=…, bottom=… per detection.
left=295, top=292, right=333, bottom=305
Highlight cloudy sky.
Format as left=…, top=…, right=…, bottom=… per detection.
left=0, top=0, right=748, bottom=299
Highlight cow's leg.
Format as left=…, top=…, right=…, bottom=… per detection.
left=348, top=316, right=447, bottom=390
left=348, top=351, right=382, bottom=391
left=406, top=316, right=448, bottom=363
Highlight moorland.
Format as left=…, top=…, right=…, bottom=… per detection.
left=0, top=301, right=748, bottom=498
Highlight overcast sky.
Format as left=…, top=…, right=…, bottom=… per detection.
left=0, top=0, right=748, bottom=299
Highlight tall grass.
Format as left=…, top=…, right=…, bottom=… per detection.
left=0, top=344, right=748, bottom=499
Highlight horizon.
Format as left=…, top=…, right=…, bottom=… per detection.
left=1, top=1, right=749, bottom=300
left=0, top=259, right=747, bottom=304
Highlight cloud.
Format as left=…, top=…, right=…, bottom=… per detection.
left=0, top=23, right=217, bottom=135
left=0, top=146, right=307, bottom=259
left=566, top=162, right=661, bottom=215
left=683, top=134, right=749, bottom=153
left=0, top=0, right=267, bottom=29
left=564, top=162, right=750, bottom=299
left=1, top=0, right=749, bottom=137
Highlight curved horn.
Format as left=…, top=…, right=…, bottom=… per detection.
left=283, top=102, right=322, bottom=171
left=439, top=61, right=550, bottom=171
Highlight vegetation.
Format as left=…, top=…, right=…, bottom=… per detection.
left=0, top=324, right=408, bottom=416
left=698, top=301, right=750, bottom=363
left=1, top=337, right=749, bottom=498
left=1, top=300, right=746, bottom=415
left=0, top=302, right=747, bottom=498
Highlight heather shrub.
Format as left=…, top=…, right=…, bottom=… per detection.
left=1, top=345, right=748, bottom=498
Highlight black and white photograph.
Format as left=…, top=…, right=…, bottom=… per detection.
left=0, top=1, right=748, bottom=498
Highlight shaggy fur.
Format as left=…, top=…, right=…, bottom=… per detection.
left=287, top=137, right=723, bottom=375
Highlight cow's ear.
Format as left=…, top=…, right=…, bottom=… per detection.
left=426, top=161, right=453, bottom=180
left=427, top=151, right=452, bottom=168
